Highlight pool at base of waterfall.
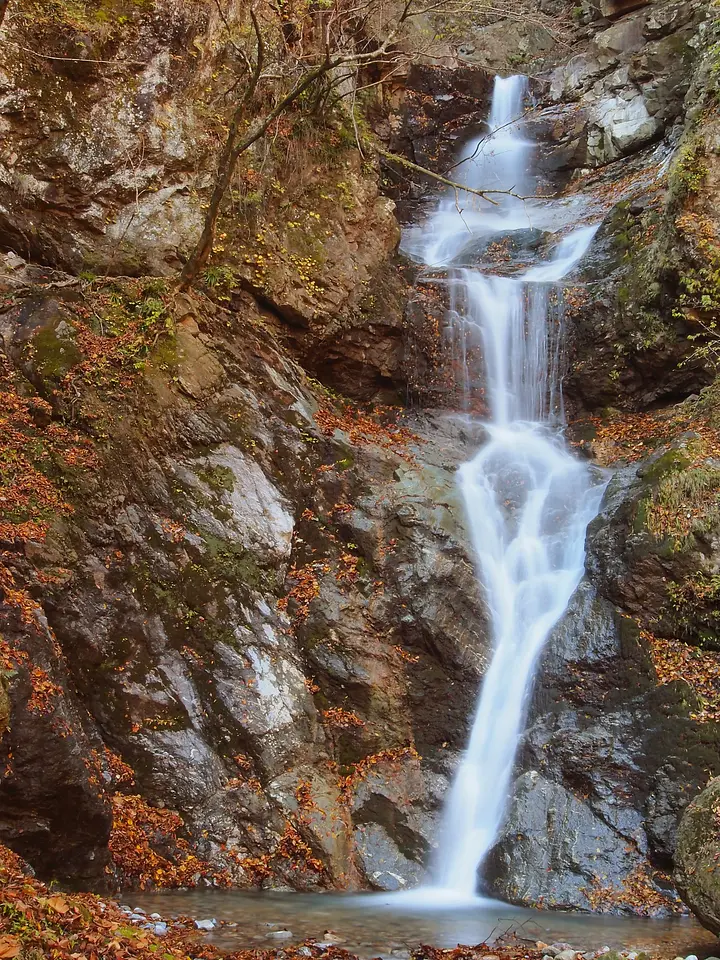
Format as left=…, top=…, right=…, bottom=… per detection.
left=125, top=890, right=717, bottom=959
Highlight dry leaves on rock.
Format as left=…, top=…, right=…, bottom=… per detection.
left=645, top=628, right=720, bottom=722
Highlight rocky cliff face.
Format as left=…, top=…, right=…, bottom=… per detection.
left=2, top=0, right=720, bottom=928
left=0, top=275, right=491, bottom=889
left=0, top=0, right=487, bottom=892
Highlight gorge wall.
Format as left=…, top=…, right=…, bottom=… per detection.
left=1, top=0, right=720, bottom=924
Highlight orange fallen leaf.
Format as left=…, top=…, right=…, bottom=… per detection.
left=0, top=935, right=21, bottom=959
left=47, top=894, right=70, bottom=914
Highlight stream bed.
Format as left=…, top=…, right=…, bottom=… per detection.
left=129, top=891, right=718, bottom=959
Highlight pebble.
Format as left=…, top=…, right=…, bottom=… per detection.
left=152, top=922, right=168, bottom=936
left=132, top=907, right=146, bottom=916
left=150, top=913, right=162, bottom=921
left=194, top=918, right=218, bottom=931
left=320, top=931, right=345, bottom=944
left=556, top=950, right=578, bottom=960
left=268, top=930, right=294, bottom=940
left=297, top=949, right=313, bottom=957
left=128, top=913, right=146, bottom=923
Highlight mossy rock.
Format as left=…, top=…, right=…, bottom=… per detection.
left=30, top=321, right=83, bottom=385
left=675, top=776, right=720, bottom=933
left=640, top=447, right=694, bottom=485
left=197, top=464, right=235, bottom=493
left=635, top=448, right=720, bottom=546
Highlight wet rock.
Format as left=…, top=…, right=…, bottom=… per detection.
left=487, top=570, right=720, bottom=910
left=0, top=611, right=113, bottom=888
left=486, top=769, right=644, bottom=910
left=354, top=822, right=424, bottom=891
left=170, top=443, right=295, bottom=562
left=194, top=918, right=218, bottom=931
left=351, top=755, right=448, bottom=888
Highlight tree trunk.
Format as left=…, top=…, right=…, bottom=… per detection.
left=179, top=61, right=330, bottom=290
left=178, top=103, right=249, bottom=290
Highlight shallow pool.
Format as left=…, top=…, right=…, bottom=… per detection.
left=129, top=889, right=718, bottom=959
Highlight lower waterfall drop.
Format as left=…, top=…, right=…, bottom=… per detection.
left=407, top=75, right=608, bottom=900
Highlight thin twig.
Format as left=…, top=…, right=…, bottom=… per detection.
left=1, top=37, right=145, bottom=66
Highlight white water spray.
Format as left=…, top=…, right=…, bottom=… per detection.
left=406, top=76, right=606, bottom=900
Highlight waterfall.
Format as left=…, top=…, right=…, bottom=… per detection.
left=405, top=76, right=607, bottom=900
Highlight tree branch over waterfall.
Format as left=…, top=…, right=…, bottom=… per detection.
left=377, top=149, right=547, bottom=205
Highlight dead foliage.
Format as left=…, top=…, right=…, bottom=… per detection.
left=583, top=865, right=682, bottom=916
left=337, top=745, right=420, bottom=801
left=322, top=707, right=365, bottom=729
left=0, top=841, right=213, bottom=960
left=108, top=794, right=232, bottom=890
left=0, top=361, right=96, bottom=623
left=575, top=407, right=720, bottom=466
left=645, top=628, right=720, bottom=722
left=315, top=403, right=418, bottom=459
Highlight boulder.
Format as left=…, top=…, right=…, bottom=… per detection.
left=486, top=770, right=645, bottom=910
left=675, top=777, right=720, bottom=933
left=601, top=0, right=649, bottom=17
left=588, top=94, right=660, bottom=164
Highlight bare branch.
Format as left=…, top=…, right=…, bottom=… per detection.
left=378, top=149, right=552, bottom=204
left=247, top=6, right=266, bottom=100
left=0, top=37, right=146, bottom=66
left=211, top=0, right=250, bottom=67
left=178, top=0, right=563, bottom=290
left=350, top=67, right=365, bottom=159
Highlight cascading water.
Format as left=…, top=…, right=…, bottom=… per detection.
left=404, top=76, right=607, bottom=901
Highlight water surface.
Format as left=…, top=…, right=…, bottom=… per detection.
left=130, top=890, right=717, bottom=959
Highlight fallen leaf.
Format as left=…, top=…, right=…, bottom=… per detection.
left=0, top=935, right=21, bottom=958
left=47, top=894, right=71, bottom=914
